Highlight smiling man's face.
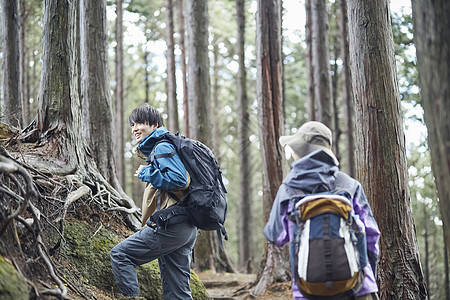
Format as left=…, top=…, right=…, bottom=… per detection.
left=131, top=122, right=157, bottom=143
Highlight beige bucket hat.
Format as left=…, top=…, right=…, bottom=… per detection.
left=279, top=121, right=339, bottom=165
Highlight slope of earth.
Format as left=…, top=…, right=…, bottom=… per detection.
left=197, top=272, right=293, bottom=300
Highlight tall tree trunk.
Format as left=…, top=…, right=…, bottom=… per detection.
left=412, top=0, right=450, bottom=260
left=165, top=0, right=179, bottom=132
left=37, top=0, right=139, bottom=231
left=30, top=37, right=38, bottom=116
left=144, top=50, right=150, bottom=104
left=347, top=0, right=427, bottom=298
left=80, top=0, right=120, bottom=189
left=177, top=0, right=188, bottom=137
left=19, top=0, right=28, bottom=126
left=236, top=0, right=252, bottom=271
left=253, top=0, right=289, bottom=295
left=305, top=0, right=315, bottom=121
left=331, top=31, right=340, bottom=162
left=445, top=231, right=450, bottom=300
left=424, top=207, right=430, bottom=296
left=311, top=0, right=333, bottom=128
left=186, top=0, right=211, bottom=143
left=209, top=40, right=235, bottom=273
left=212, top=42, right=220, bottom=157
left=115, top=0, right=125, bottom=187
left=75, top=0, right=81, bottom=107
left=185, top=0, right=212, bottom=271
left=2, top=0, right=22, bottom=127
left=339, top=0, right=355, bottom=177
left=37, top=0, right=85, bottom=174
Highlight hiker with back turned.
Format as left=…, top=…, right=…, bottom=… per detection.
left=263, top=121, right=380, bottom=300
left=110, top=104, right=197, bottom=299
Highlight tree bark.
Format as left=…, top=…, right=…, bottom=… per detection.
left=165, top=0, right=179, bottom=133
left=339, top=0, right=355, bottom=177
left=144, top=50, right=150, bottom=104
left=80, top=0, right=119, bottom=187
left=236, top=0, right=252, bottom=271
left=412, top=0, right=450, bottom=261
left=37, top=0, right=84, bottom=174
left=444, top=232, right=450, bottom=300
left=331, top=29, right=340, bottom=162
left=115, top=0, right=125, bottom=187
left=185, top=0, right=213, bottom=271
left=19, top=0, right=29, bottom=126
left=311, top=0, right=333, bottom=128
left=185, top=0, right=211, bottom=143
left=347, top=0, right=427, bottom=298
left=253, top=0, right=289, bottom=294
left=211, top=42, right=221, bottom=158
left=177, top=0, right=189, bottom=137
left=424, top=207, right=430, bottom=296
left=2, top=0, right=22, bottom=128
left=208, top=41, right=236, bottom=273
left=305, top=0, right=315, bottom=121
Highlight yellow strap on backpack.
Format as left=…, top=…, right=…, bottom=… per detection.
left=295, top=194, right=352, bottom=220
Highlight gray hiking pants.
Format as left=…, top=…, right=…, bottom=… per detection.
left=110, top=221, right=197, bottom=299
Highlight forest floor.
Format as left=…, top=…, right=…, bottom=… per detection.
left=197, top=271, right=293, bottom=300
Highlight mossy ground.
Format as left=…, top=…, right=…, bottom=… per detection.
left=0, top=256, right=29, bottom=300
left=1, top=194, right=210, bottom=300
left=59, top=217, right=210, bottom=299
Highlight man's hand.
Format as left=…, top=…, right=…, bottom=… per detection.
left=135, top=165, right=145, bottom=177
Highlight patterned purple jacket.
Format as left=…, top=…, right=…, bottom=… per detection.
left=263, top=150, right=380, bottom=299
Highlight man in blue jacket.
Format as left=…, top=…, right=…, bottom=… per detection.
left=264, top=121, right=380, bottom=300
left=110, top=104, right=197, bottom=299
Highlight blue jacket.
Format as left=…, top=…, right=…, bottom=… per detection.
left=263, top=150, right=380, bottom=299
left=137, top=127, right=188, bottom=190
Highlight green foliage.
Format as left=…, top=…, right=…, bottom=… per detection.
left=128, top=0, right=165, bottom=25
left=408, top=142, right=446, bottom=299
left=391, top=10, right=420, bottom=105
left=283, top=37, right=308, bottom=133
left=209, top=0, right=239, bottom=49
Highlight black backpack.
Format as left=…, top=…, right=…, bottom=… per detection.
left=147, top=132, right=228, bottom=246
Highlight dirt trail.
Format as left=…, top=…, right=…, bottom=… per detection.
left=197, top=272, right=293, bottom=300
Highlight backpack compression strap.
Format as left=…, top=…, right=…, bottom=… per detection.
left=147, top=140, right=177, bottom=164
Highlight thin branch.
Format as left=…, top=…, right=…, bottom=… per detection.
left=91, top=222, right=103, bottom=238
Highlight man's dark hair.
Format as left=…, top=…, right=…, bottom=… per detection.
left=129, top=104, right=164, bottom=127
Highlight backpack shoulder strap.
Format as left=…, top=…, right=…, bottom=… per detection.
left=147, top=138, right=177, bottom=164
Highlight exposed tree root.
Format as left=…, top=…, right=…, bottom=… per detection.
left=252, top=244, right=290, bottom=296
left=0, top=152, right=142, bottom=298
